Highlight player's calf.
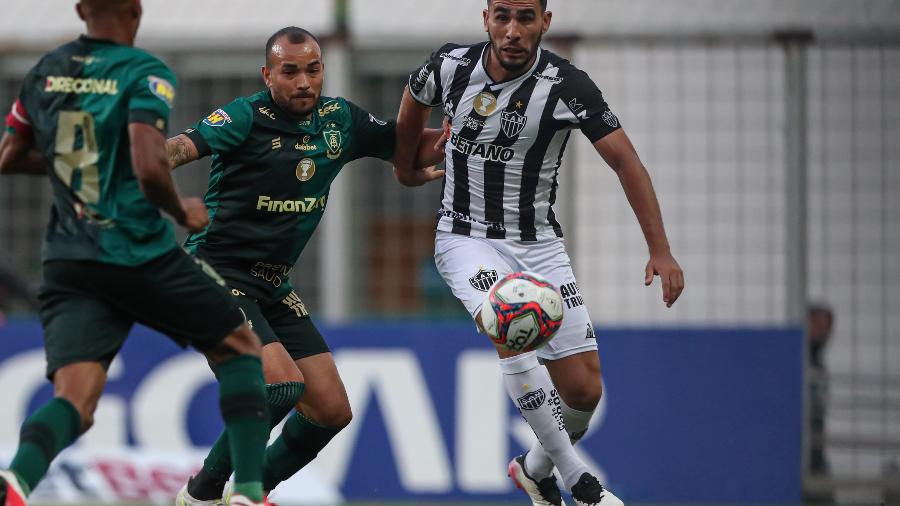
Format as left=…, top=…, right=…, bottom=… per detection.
left=202, top=324, right=269, bottom=503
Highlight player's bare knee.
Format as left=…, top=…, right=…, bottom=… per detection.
left=299, top=400, right=352, bottom=429
left=556, top=378, right=602, bottom=411
left=320, top=403, right=352, bottom=429
left=329, top=402, right=353, bottom=428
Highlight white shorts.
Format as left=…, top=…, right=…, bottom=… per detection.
left=434, top=231, right=598, bottom=361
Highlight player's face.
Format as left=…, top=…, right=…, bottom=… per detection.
left=262, top=38, right=324, bottom=119
left=483, top=0, right=551, bottom=74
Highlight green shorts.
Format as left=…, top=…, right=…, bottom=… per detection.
left=231, top=289, right=329, bottom=360
left=38, top=248, right=245, bottom=379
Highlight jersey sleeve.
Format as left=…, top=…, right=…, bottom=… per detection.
left=348, top=100, right=397, bottom=161
left=183, top=98, right=254, bottom=157
left=126, top=58, right=178, bottom=135
left=4, top=98, right=33, bottom=139
left=561, top=70, right=622, bottom=143
left=407, top=45, right=447, bottom=107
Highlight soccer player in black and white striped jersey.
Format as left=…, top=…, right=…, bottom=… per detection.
left=394, top=1, right=684, bottom=505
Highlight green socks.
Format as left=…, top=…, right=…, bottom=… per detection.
left=261, top=412, right=342, bottom=492
left=190, top=382, right=305, bottom=500
left=9, top=397, right=81, bottom=494
left=215, top=355, right=269, bottom=502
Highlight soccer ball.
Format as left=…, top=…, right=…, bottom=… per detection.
left=479, top=271, right=564, bottom=353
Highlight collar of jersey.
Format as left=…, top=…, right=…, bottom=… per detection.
left=478, top=42, right=544, bottom=90
left=78, top=34, right=121, bottom=46
left=265, top=91, right=321, bottom=131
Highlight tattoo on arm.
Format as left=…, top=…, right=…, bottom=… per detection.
left=166, top=134, right=198, bottom=170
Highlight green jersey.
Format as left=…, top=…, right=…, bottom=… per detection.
left=184, top=92, right=395, bottom=299
left=18, top=35, right=179, bottom=266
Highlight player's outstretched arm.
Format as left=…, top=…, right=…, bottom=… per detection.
left=415, top=127, right=447, bottom=168
left=130, top=123, right=208, bottom=233
left=0, top=131, right=45, bottom=176
left=166, top=133, right=201, bottom=171
left=594, top=129, right=685, bottom=307
left=393, top=87, right=434, bottom=186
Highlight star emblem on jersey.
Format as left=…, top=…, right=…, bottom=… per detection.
left=296, top=158, right=316, bottom=181
left=323, top=128, right=342, bottom=160
left=473, top=91, right=498, bottom=117
left=469, top=268, right=499, bottom=292
left=500, top=110, right=528, bottom=138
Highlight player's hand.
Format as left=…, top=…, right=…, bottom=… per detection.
left=412, top=165, right=446, bottom=185
left=644, top=251, right=684, bottom=308
left=434, top=116, right=451, bottom=152
left=179, top=197, right=210, bottom=233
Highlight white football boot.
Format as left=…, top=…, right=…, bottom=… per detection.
left=175, top=482, right=223, bottom=506
left=226, top=494, right=264, bottom=506
left=508, top=454, right=566, bottom=506
left=0, top=470, right=28, bottom=506
left=569, top=472, right=624, bottom=506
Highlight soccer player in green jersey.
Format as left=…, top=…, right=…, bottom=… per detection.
left=0, top=2, right=271, bottom=506
left=167, top=27, right=446, bottom=505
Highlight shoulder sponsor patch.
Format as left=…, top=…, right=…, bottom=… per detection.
left=203, top=108, right=232, bottom=127
left=148, top=76, right=175, bottom=108
left=440, top=53, right=471, bottom=66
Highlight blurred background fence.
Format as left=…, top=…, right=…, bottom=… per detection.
left=1, top=1, right=899, bottom=504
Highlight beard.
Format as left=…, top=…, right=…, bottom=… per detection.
left=488, top=31, right=542, bottom=73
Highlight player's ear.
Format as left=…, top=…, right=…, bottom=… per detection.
left=260, top=66, right=271, bottom=88
left=542, top=10, right=552, bottom=33
left=483, top=8, right=490, bottom=32
left=75, top=2, right=86, bottom=22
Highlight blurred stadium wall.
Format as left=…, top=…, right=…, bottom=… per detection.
left=0, top=1, right=898, bottom=504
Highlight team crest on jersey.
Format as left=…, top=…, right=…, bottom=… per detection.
left=469, top=268, right=499, bottom=292
left=500, top=110, right=527, bottom=137
left=473, top=91, right=498, bottom=117
left=147, top=76, right=175, bottom=108
left=602, top=110, right=619, bottom=128
left=203, top=109, right=231, bottom=127
left=323, top=127, right=342, bottom=160
left=296, top=158, right=316, bottom=181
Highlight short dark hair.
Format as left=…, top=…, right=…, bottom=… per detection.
left=265, top=26, right=320, bottom=67
left=486, top=0, right=548, bottom=11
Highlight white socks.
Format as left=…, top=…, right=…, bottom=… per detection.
left=525, top=393, right=595, bottom=480
left=499, top=352, right=589, bottom=490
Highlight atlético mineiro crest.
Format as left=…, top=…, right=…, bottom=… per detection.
left=469, top=268, right=499, bottom=292
left=516, top=388, right=546, bottom=411
left=500, top=110, right=527, bottom=138
left=602, top=110, right=619, bottom=128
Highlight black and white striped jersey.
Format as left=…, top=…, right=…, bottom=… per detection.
left=409, top=42, right=621, bottom=241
